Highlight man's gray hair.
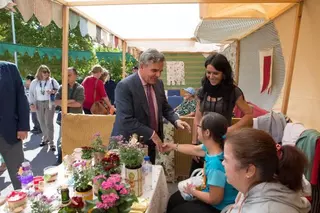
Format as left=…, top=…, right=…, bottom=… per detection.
left=139, top=48, right=165, bottom=66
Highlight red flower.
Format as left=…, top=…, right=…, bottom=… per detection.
left=70, top=196, right=84, bottom=209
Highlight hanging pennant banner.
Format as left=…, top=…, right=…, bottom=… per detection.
left=259, top=48, right=273, bottom=94
left=15, top=0, right=34, bottom=22
left=52, top=2, right=62, bottom=28
left=34, top=0, right=52, bottom=27
left=80, top=17, right=88, bottom=37
left=87, top=21, right=97, bottom=40
left=96, top=26, right=102, bottom=44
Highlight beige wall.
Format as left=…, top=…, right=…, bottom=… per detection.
left=274, top=0, right=320, bottom=130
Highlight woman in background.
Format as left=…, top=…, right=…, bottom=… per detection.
left=174, top=87, right=197, bottom=117
left=222, top=128, right=310, bottom=213
left=29, top=65, right=59, bottom=151
left=82, top=65, right=114, bottom=114
left=190, top=53, right=253, bottom=175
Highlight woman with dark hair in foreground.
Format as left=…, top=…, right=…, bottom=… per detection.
left=222, top=128, right=311, bottom=213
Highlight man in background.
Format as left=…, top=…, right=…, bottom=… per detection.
left=25, top=74, right=41, bottom=134
left=0, top=61, right=29, bottom=189
left=55, top=67, right=84, bottom=165
left=132, top=66, right=139, bottom=73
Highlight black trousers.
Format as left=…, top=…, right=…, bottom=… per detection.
left=167, top=191, right=221, bottom=213
left=189, top=157, right=205, bottom=176
left=147, top=143, right=156, bottom=165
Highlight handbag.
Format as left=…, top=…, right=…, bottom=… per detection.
left=90, top=79, right=110, bottom=115
left=178, top=168, right=204, bottom=201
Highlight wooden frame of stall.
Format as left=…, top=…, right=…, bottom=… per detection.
left=56, top=0, right=304, bottom=179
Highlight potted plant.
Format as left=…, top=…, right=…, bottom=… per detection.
left=88, top=174, right=138, bottom=213
left=92, top=133, right=106, bottom=164
left=92, top=153, right=121, bottom=195
left=119, top=136, right=144, bottom=196
left=108, top=135, right=124, bottom=151
left=81, top=146, right=94, bottom=167
left=73, top=160, right=94, bottom=201
left=29, top=192, right=59, bottom=213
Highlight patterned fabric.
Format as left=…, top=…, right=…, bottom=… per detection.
left=156, top=122, right=175, bottom=182
left=222, top=41, right=237, bottom=74
left=176, top=99, right=196, bottom=116
left=166, top=61, right=185, bottom=86
left=144, top=165, right=169, bottom=213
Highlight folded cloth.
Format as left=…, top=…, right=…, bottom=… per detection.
left=130, top=198, right=149, bottom=212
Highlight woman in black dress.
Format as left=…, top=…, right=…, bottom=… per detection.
left=190, top=53, right=253, bottom=175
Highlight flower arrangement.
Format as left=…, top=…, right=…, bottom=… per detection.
left=58, top=196, right=85, bottom=213
left=93, top=152, right=121, bottom=177
left=30, top=192, right=58, bottom=213
left=119, top=135, right=144, bottom=169
left=81, top=146, right=94, bottom=160
left=73, top=160, right=94, bottom=192
left=108, top=135, right=124, bottom=150
left=90, top=174, right=138, bottom=213
left=92, top=133, right=106, bottom=153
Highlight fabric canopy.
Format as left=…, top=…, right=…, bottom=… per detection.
left=70, top=2, right=294, bottom=52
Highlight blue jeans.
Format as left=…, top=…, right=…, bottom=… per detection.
left=31, top=112, right=41, bottom=131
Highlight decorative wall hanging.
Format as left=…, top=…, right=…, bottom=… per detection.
left=259, top=48, right=274, bottom=94
left=221, top=41, right=237, bottom=74
left=166, top=61, right=185, bottom=86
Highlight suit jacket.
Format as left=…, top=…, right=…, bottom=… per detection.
left=112, top=73, right=179, bottom=143
left=0, top=61, right=30, bottom=144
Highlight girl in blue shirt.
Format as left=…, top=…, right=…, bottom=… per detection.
left=163, top=112, right=238, bottom=213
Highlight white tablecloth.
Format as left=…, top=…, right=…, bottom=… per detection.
left=0, top=165, right=169, bottom=213
left=143, top=165, right=169, bottom=213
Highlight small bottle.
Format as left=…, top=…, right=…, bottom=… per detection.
left=58, top=186, right=77, bottom=213
left=20, top=162, right=34, bottom=191
left=142, top=156, right=152, bottom=191
left=61, top=186, right=71, bottom=205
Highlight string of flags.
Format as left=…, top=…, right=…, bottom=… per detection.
left=8, top=0, right=124, bottom=49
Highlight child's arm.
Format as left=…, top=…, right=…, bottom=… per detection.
left=162, top=143, right=205, bottom=157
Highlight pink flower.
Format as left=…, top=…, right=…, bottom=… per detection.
left=109, top=174, right=121, bottom=184
left=114, top=183, right=124, bottom=191
left=97, top=202, right=108, bottom=209
left=99, top=193, right=119, bottom=209
left=93, top=175, right=106, bottom=184
left=101, top=180, right=113, bottom=190
left=120, top=188, right=129, bottom=195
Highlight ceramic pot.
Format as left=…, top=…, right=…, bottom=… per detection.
left=125, top=166, right=143, bottom=197
left=74, top=186, right=93, bottom=201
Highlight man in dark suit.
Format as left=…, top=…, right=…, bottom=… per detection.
left=112, top=49, right=190, bottom=164
left=0, top=61, right=30, bottom=189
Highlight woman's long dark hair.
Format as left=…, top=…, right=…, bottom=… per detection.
left=198, top=53, right=237, bottom=115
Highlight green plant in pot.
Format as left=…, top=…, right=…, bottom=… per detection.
left=119, top=135, right=145, bottom=196
left=72, top=160, right=94, bottom=201
left=91, top=133, right=106, bottom=164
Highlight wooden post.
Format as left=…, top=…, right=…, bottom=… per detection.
left=122, top=40, right=127, bottom=79
left=61, top=6, right=69, bottom=115
left=281, top=2, right=303, bottom=115
left=235, top=40, right=240, bottom=85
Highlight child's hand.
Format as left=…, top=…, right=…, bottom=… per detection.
left=184, top=183, right=196, bottom=195
left=161, top=143, right=174, bottom=153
